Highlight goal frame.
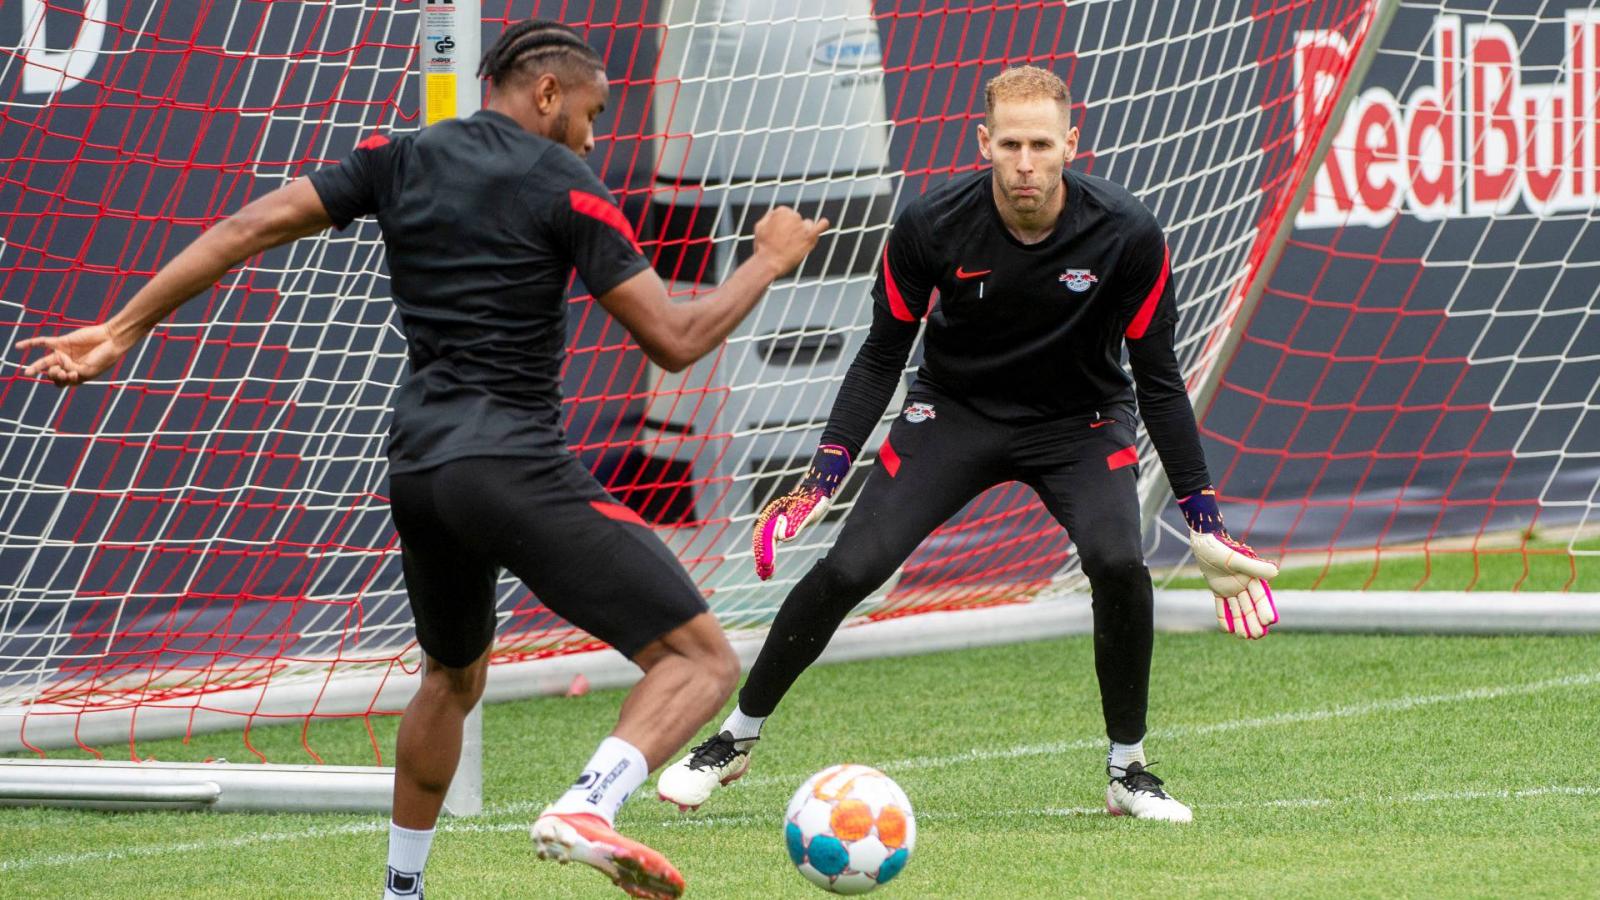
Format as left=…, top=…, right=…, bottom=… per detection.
left=8, top=583, right=1596, bottom=811
left=12, top=0, right=1589, bottom=818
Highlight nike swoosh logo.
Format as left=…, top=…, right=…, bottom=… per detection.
left=954, top=266, right=991, bottom=279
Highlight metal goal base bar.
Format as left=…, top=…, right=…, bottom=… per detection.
left=0, top=757, right=393, bottom=813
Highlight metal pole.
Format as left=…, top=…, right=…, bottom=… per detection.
left=0, top=758, right=392, bottom=813
left=418, top=0, right=485, bottom=816
left=420, top=0, right=482, bottom=127
left=443, top=701, right=484, bottom=816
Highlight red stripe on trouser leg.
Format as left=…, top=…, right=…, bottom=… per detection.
left=590, top=500, right=647, bottom=527
left=878, top=439, right=900, bottom=477
left=1106, top=446, right=1138, bottom=470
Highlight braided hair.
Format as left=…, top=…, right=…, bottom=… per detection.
left=477, top=19, right=603, bottom=88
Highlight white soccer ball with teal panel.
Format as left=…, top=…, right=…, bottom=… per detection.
left=784, top=764, right=915, bottom=894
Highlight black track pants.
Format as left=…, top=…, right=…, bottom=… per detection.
left=740, top=389, right=1153, bottom=743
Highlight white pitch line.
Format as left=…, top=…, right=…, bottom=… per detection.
left=4, top=783, right=1595, bottom=874
left=740, top=669, right=1600, bottom=787
left=654, top=784, right=1600, bottom=829
left=1033, top=784, right=1600, bottom=819
left=0, top=819, right=546, bottom=874
left=2, top=671, right=1596, bottom=874
left=0, top=820, right=387, bottom=874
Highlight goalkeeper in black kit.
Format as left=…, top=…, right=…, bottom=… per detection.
left=659, top=66, right=1280, bottom=822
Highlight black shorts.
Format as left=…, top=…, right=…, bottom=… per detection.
left=388, top=454, right=708, bottom=667
left=827, top=385, right=1146, bottom=589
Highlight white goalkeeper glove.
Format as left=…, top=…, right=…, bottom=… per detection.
left=1179, top=488, right=1280, bottom=639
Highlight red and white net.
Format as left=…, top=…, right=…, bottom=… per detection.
left=0, top=0, right=1413, bottom=760
left=1207, top=3, right=1600, bottom=585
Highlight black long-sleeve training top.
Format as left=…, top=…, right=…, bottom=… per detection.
left=819, top=167, right=1211, bottom=495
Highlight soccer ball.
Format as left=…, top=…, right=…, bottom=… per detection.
left=784, top=764, right=915, bottom=894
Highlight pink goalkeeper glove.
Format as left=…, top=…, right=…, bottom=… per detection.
left=753, top=444, right=851, bottom=580
left=1178, top=487, right=1281, bottom=639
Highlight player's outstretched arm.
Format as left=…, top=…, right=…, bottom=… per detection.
left=1120, top=220, right=1281, bottom=638
left=596, top=206, right=828, bottom=373
left=1127, top=330, right=1282, bottom=638
left=751, top=206, right=932, bottom=580
left=16, top=178, right=334, bottom=388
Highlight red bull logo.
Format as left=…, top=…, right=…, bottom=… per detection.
left=1059, top=268, right=1098, bottom=292
left=1295, top=9, right=1600, bottom=228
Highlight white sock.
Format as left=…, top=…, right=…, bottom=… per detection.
left=384, top=822, right=434, bottom=899
left=549, top=736, right=648, bottom=826
left=1107, top=739, right=1146, bottom=777
left=720, top=706, right=765, bottom=750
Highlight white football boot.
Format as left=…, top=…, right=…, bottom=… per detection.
left=1106, top=762, right=1194, bottom=822
left=656, top=731, right=753, bottom=811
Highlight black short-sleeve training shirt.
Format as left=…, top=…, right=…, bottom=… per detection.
left=308, top=109, right=650, bottom=474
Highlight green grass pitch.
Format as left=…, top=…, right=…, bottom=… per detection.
left=5, top=628, right=1598, bottom=898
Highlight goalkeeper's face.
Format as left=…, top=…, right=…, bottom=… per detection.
left=977, top=98, right=1078, bottom=216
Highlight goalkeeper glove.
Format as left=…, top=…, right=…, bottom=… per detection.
left=1178, top=487, right=1280, bottom=639
left=753, top=444, right=851, bottom=580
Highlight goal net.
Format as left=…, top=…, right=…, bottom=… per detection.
left=11, top=0, right=1579, bottom=779
left=1200, top=2, right=1600, bottom=593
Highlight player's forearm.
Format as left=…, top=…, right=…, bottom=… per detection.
left=1139, top=390, right=1211, bottom=495
left=818, top=317, right=918, bottom=459
left=106, top=181, right=329, bottom=344
left=659, top=252, right=786, bottom=371
left=104, top=218, right=260, bottom=343
left=1127, top=324, right=1212, bottom=495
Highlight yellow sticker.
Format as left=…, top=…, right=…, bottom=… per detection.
left=425, top=73, right=456, bottom=126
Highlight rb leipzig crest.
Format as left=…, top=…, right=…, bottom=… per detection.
left=1059, top=268, right=1098, bottom=293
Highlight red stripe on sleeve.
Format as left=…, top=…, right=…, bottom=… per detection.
left=1124, top=243, right=1170, bottom=339
left=356, top=133, right=389, bottom=150
left=878, top=438, right=901, bottom=477
left=1106, top=446, right=1139, bottom=471
left=590, top=500, right=647, bottom=527
left=569, top=189, right=643, bottom=254
left=881, top=246, right=915, bottom=322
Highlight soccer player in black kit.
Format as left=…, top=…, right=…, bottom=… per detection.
left=17, top=21, right=827, bottom=900
left=659, top=66, right=1279, bottom=822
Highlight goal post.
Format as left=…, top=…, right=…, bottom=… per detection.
left=418, top=0, right=485, bottom=821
